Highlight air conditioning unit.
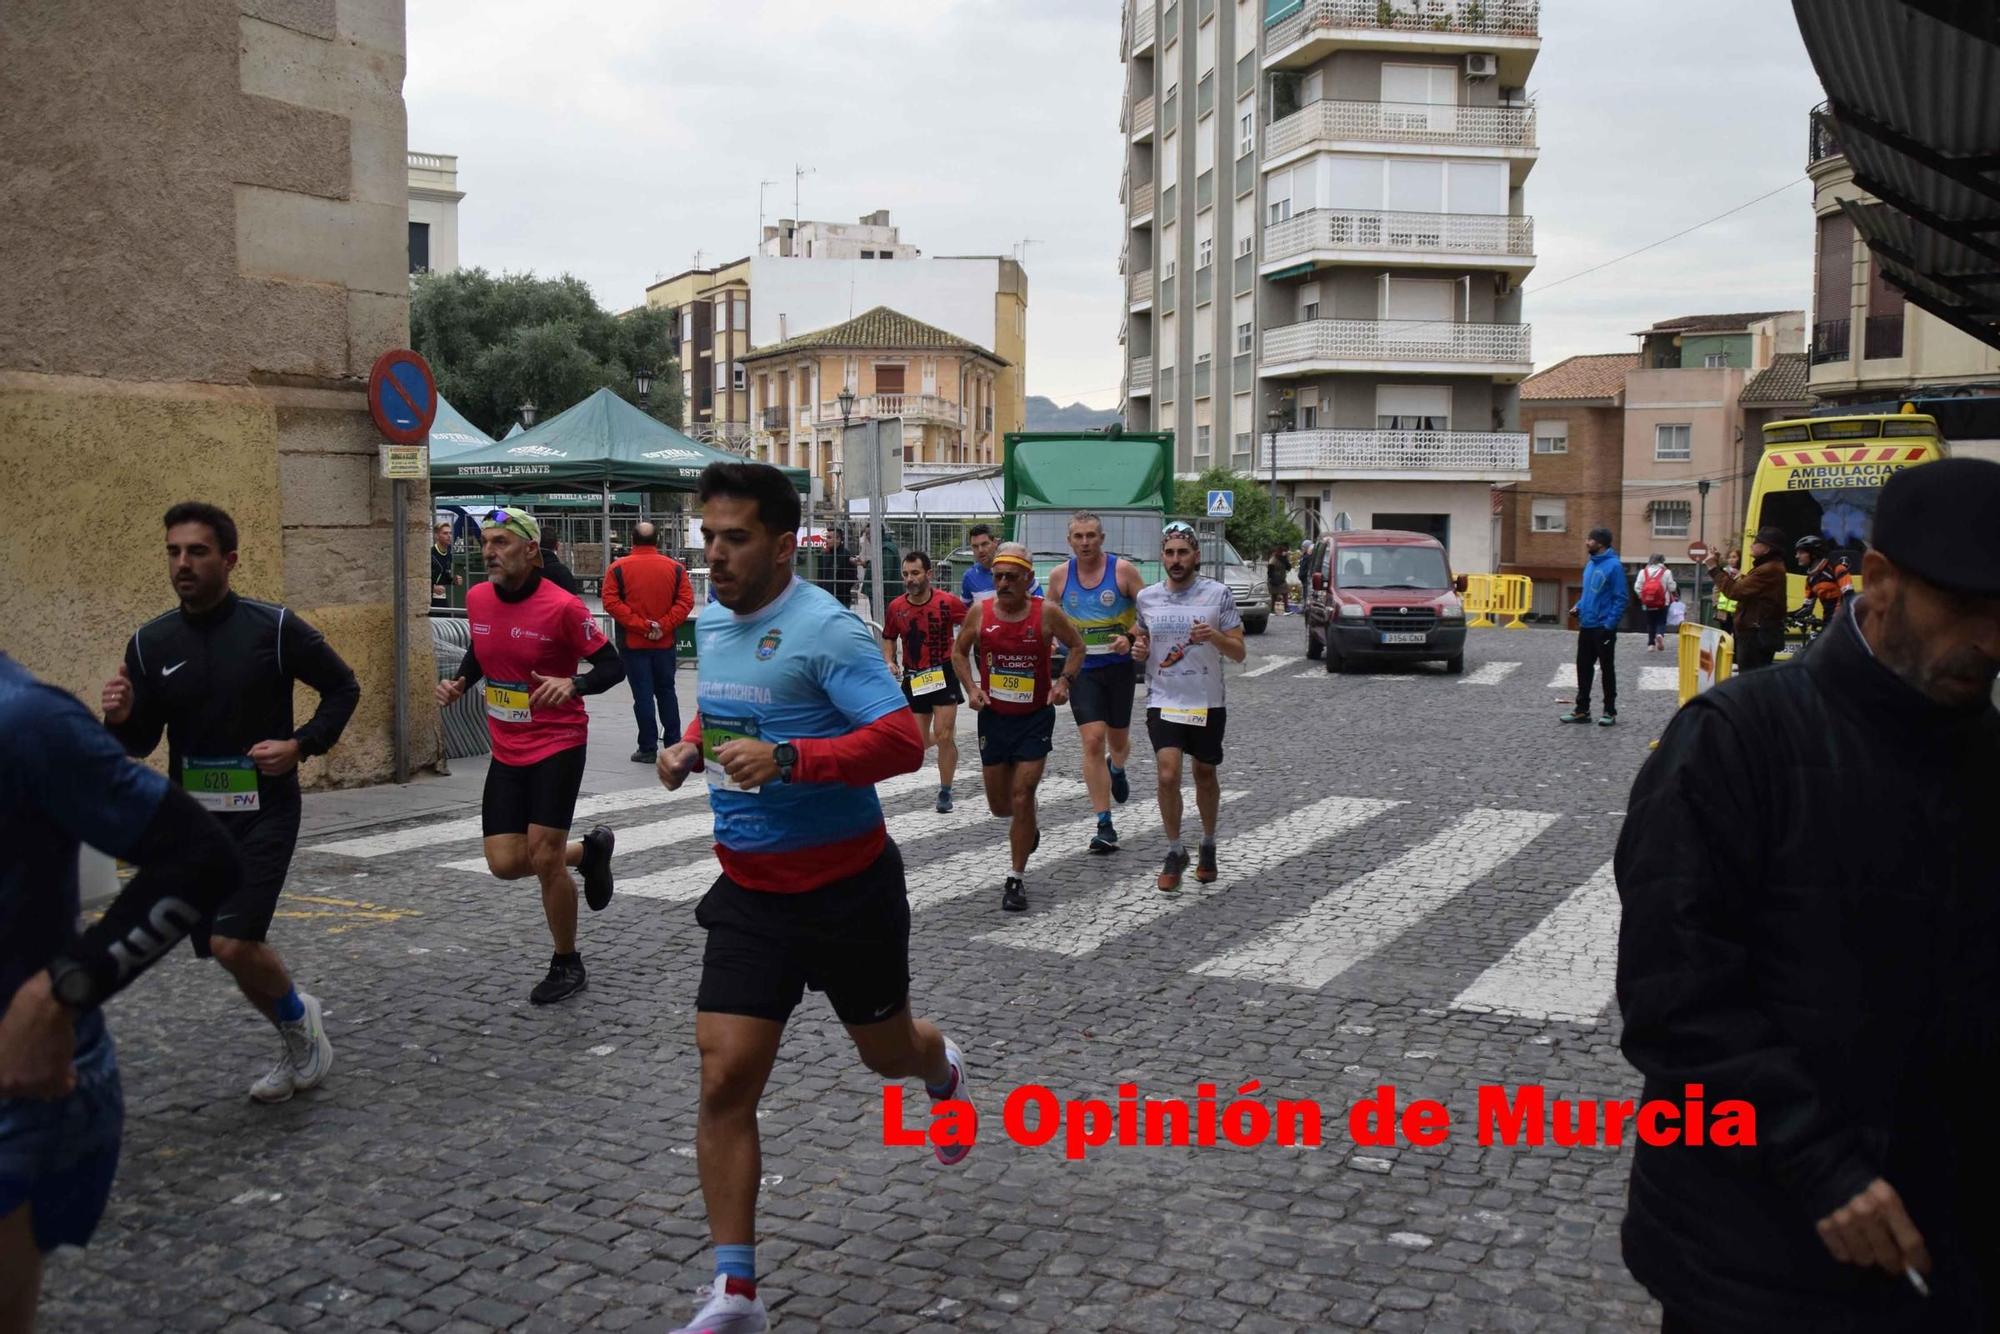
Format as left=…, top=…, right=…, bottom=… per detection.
left=1465, top=52, right=1498, bottom=79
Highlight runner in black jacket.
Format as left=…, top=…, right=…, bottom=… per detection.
left=100, top=502, right=360, bottom=1104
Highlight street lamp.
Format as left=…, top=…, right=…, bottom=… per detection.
left=1696, top=478, right=1711, bottom=621
left=518, top=400, right=538, bottom=428
left=1265, top=406, right=1284, bottom=512
left=634, top=366, right=654, bottom=411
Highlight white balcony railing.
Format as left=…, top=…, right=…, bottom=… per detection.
left=1266, top=0, right=1540, bottom=53
left=1263, top=209, right=1534, bottom=264
left=1264, top=99, right=1536, bottom=159
left=816, top=394, right=966, bottom=425
left=1130, top=95, right=1156, bottom=137
left=1262, top=318, right=1532, bottom=367
left=1131, top=269, right=1155, bottom=305
left=1131, top=181, right=1156, bottom=217
left=1133, top=2, right=1156, bottom=48
left=1258, top=429, right=1529, bottom=475
left=1129, top=355, right=1155, bottom=394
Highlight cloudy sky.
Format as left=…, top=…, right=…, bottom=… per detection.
left=409, top=0, right=1828, bottom=409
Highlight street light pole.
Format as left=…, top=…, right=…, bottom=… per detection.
left=1265, top=405, right=1283, bottom=523
left=839, top=387, right=858, bottom=612
left=1696, top=478, right=1710, bottom=621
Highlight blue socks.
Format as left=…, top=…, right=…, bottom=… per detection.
left=1097, top=810, right=1112, bottom=828
left=272, top=987, right=304, bottom=1024
left=715, top=1244, right=756, bottom=1282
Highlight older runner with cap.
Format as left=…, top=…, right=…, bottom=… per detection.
left=1616, top=457, right=2000, bottom=1330
left=435, top=506, right=626, bottom=1006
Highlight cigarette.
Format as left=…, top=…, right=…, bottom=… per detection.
left=1905, top=1266, right=1930, bottom=1298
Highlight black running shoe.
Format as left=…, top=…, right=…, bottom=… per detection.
left=1001, top=877, right=1027, bottom=912
left=1156, top=847, right=1189, bottom=892
left=1110, top=766, right=1130, bottom=805
left=1088, top=821, right=1120, bottom=855
left=530, top=954, right=587, bottom=1005
left=580, top=826, right=615, bottom=911
left=1195, top=842, right=1219, bottom=884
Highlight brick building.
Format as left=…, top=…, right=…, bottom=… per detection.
left=1499, top=353, right=1636, bottom=621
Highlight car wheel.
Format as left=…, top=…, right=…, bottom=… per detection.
left=1304, top=622, right=1323, bottom=660
left=1244, top=616, right=1268, bottom=636
left=1325, top=643, right=1343, bottom=673
left=1444, top=654, right=1464, bottom=676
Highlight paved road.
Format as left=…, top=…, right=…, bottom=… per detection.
left=44, top=624, right=1675, bottom=1332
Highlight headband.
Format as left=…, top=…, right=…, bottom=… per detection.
left=992, top=553, right=1034, bottom=574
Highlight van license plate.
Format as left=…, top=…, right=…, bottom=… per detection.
left=1380, top=631, right=1427, bottom=645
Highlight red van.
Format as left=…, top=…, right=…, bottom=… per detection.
left=1301, top=530, right=1469, bottom=674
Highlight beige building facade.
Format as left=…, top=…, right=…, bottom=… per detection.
left=644, top=257, right=753, bottom=445
left=0, top=0, right=437, bottom=787
left=406, top=150, right=463, bottom=275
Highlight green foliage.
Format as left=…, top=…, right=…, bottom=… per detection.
left=1170, top=467, right=1303, bottom=559
left=410, top=269, right=684, bottom=437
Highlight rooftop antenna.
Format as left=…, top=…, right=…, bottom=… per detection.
left=793, top=163, right=816, bottom=247
left=1015, top=238, right=1040, bottom=265
left=692, top=248, right=707, bottom=270
left=758, top=178, right=779, bottom=249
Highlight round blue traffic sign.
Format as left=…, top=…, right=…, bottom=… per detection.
left=369, top=349, right=438, bottom=446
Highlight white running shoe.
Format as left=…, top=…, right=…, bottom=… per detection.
left=932, top=1036, right=974, bottom=1167
left=669, top=1275, right=768, bottom=1334
left=280, top=991, right=334, bottom=1090
left=249, top=1051, right=296, bottom=1104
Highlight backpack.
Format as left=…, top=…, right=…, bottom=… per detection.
left=1639, top=566, right=1669, bottom=609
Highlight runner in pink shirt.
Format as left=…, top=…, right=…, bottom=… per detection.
left=436, top=508, right=627, bottom=1004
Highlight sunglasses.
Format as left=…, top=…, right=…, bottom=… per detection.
left=1163, top=521, right=1197, bottom=537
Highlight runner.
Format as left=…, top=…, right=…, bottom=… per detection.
left=950, top=542, right=1086, bottom=912
left=1, top=654, right=245, bottom=1332
left=958, top=522, right=1041, bottom=604
left=1046, top=510, right=1146, bottom=853
left=655, top=463, right=975, bottom=1334
left=99, top=501, right=360, bottom=1102
left=881, top=551, right=969, bottom=814
left=435, top=506, right=624, bottom=1006
left=1129, top=522, right=1246, bottom=891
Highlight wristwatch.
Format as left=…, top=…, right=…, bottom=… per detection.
left=47, top=956, right=95, bottom=1010
left=772, top=742, right=798, bottom=784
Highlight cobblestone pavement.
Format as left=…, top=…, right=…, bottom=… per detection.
left=44, top=625, right=1676, bottom=1332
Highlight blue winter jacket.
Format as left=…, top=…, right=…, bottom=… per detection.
left=1577, top=547, right=1630, bottom=630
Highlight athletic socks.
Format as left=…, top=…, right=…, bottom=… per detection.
left=272, top=987, right=305, bottom=1024
left=553, top=950, right=581, bottom=965
left=1097, top=811, right=1113, bottom=828
left=715, top=1244, right=756, bottom=1284
left=1167, top=840, right=1185, bottom=856
left=1201, top=834, right=1217, bottom=849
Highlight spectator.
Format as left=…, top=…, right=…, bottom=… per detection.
left=826, top=528, right=858, bottom=608
left=1635, top=554, right=1679, bottom=651
left=1713, top=548, right=1742, bottom=634
left=1614, top=457, right=2000, bottom=1331
left=601, top=521, right=696, bottom=764
left=1562, top=526, right=1629, bottom=727
left=430, top=521, right=461, bottom=609
left=1707, top=527, right=1788, bottom=671
left=538, top=534, right=581, bottom=596
left=1266, top=544, right=1292, bottom=613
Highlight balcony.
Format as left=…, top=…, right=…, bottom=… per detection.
left=761, top=405, right=788, bottom=429
left=1810, top=318, right=1852, bottom=366
left=1266, top=0, right=1541, bottom=85
left=1131, top=180, right=1156, bottom=221
left=816, top=393, right=966, bottom=425
left=1131, top=268, right=1155, bottom=309
left=1264, top=99, right=1537, bottom=175
left=1257, top=428, right=1530, bottom=481
left=1130, top=94, right=1156, bottom=141
left=1132, top=1, right=1156, bottom=51
left=1808, top=100, right=1842, bottom=169
left=1260, top=318, right=1532, bottom=376
left=1128, top=355, right=1154, bottom=397
left=1263, top=208, right=1536, bottom=273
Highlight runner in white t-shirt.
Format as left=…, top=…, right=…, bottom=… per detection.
left=1129, top=522, right=1246, bottom=891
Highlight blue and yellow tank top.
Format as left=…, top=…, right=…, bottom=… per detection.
left=1061, top=555, right=1138, bottom=672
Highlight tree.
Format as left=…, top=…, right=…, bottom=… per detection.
left=410, top=269, right=684, bottom=437
left=1171, top=467, right=1303, bottom=559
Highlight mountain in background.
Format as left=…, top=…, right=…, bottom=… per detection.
left=1024, top=395, right=1123, bottom=431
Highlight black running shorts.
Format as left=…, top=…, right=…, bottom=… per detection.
left=1069, top=657, right=1137, bottom=729
left=976, top=705, right=1057, bottom=767
left=695, top=840, right=911, bottom=1026
left=901, top=664, right=964, bottom=715
left=1145, top=706, right=1228, bottom=766
left=195, top=799, right=302, bottom=955
left=481, top=744, right=589, bottom=837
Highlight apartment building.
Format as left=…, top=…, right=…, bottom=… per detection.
left=644, top=257, right=753, bottom=442
left=1501, top=353, right=1634, bottom=619
left=762, top=209, right=921, bottom=260
left=1119, top=0, right=1540, bottom=573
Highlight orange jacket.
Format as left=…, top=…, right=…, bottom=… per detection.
left=601, top=547, right=695, bottom=649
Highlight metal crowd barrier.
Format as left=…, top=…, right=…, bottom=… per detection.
left=1464, top=573, right=1532, bottom=629
left=1463, top=573, right=1497, bottom=628
left=1675, top=621, right=1735, bottom=706
left=429, top=615, right=491, bottom=760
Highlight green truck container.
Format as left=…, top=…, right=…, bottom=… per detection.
left=1002, top=428, right=1177, bottom=586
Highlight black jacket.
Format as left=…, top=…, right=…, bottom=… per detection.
left=1615, top=606, right=2000, bottom=1331
left=540, top=551, right=581, bottom=596
left=112, top=594, right=361, bottom=810
left=430, top=543, right=454, bottom=605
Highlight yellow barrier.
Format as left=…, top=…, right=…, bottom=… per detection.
left=1463, top=572, right=1497, bottom=628
left=1493, top=573, right=1533, bottom=629
left=1675, top=621, right=1735, bottom=706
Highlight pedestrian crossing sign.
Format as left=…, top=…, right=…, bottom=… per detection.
left=1207, top=490, right=1235, bottom=518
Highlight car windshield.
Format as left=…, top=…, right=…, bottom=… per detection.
left=1334, top=544, right=1451, bottom=589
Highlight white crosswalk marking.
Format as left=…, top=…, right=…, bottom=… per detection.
left=617, top=779, right=1089, bottom=902
left=904, top=791, right=1248, bottom=913
left=1640, top=665, right=1677, bottom=691
left=1192, top=807, right=1560, bottom=990
left=1291, top=669, right=1322, bottom=679
left=1458, top=661, right=1520, bottom=686
left=1450, top=862, right=1618, bottom=1023
left=1240, top=657, right=1299, bottom=679
left=1546, top=665, right=1572, bottom=688
left=978, top=795, right=1400, bottom=958
left=310, top=786, right=674, bottom=858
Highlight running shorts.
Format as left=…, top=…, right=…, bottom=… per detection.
left=0, top=1024, right=122, bottom=1252
left=1145, top=706, right=1228, bottom=766
left=695, top=840, right=911, bottom=1026
left=1069, top=657, right=1137, bottom=729
left=480, top=744, right=589, bottom=837
left=976, top=705, right=1057, bottom=767
left=196, top=799, right=303, bottom=955
left=900, top=664, right=964, bottom=715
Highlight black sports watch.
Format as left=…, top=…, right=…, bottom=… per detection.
left=772, top=742, right=798, bottom=784
left=47, top=957, right=95, bottom=1010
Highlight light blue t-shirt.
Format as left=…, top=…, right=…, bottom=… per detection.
left=694, top=577, right=909, bottom=856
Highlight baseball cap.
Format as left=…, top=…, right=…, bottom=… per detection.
left=479, top=506, right=541, bottom=543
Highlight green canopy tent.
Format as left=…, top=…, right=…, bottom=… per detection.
left=428, top=395, right=494, bottom=458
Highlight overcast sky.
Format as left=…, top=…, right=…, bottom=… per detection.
left=409, top=0, right=1828, bottom=410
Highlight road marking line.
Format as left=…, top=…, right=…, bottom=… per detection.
left=1291, top=669, right=1322, bottom=679
left=1241, top=657, right=1299, bottom=678
left=978, top=795, right=1400, bottom=958
left=1192, top=807, right=1560, bottom=990
left=311, top=786, right=674, bottom=858
left=1547, top=666, right=1571, bottom=688
left=1458, top=661, right=1520, bottom=686
left=1640, top=666, right=1677, bottom=691
left=1450, top=861, right=1617, bottom=1023
left=618, top=779, right=1090, bottom=901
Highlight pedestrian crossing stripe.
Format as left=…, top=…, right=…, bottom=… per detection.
left=1457, top=661, right=1520, bottom=686
left=1449, top=861, right=1617, bottom=1024
left=1545, top=665, right=1677, bottom=691
left=1239, top=657, right=1299, bottom=679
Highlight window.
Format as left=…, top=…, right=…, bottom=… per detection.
left=1531, top=499, right=1567, bottom=533
left=875, top=364, right=906, bottom=395
left=1654, top=423, right=1692, bottom=461
left=1651, top=501, right=1692, bottom=538
left=1236, top=322, right=1253, bottom=354
left=861, top=250, right=876, bottom=259
left=1234, top=431, right=1250, bottom=459
left=1299, top=281, right=1321, bottom=322
left=1375, top=384, right=1450, bottom=431
left=1197, top=14, right=1215, bottom=71
left=1197, top=423, right=1212, bottom=453
left=407, top=221, right=431, bottom=274
left=1532, top=420, right=1569, bottom=454
left=1703, top=351, right=1730, bottom=368
left=1239, top=109, right=1254, bottom=156
left=731, top=295, right=748, bottom=331
left=681, top=308, right=693, bottom=344
left=733, top=362, right=746, bottom=392
left=1298, top=404, right=1317, bottom=429
left=1266, top=168, right=1293, bottom=225
left=1198, top=235, right=1214, bottom=268
left=1237, top=235, right=1252, bottom=256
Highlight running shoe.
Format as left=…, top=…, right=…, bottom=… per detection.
left=283, top=991, right=334, bottom=1089
left=936, top=786, right=953, bottom=814
left=630, top=748, right=657, bottom=764
left=1110, top=765, right=1130, bottom=805
left=1598, top=712, right=1618, bottom=728
left=1195, top=842, right=1219, bottom=884
left=581, top=826, right=616, bottom=911
left=669, top=1275, right=767, bottom=1334
left=531, top=955, right=587, bottom=1006
left=1001, top=876, right=1027, bottom=912
left=249, top=1051, right=296, bottom=1104
left=1157, top=847, right=1189, bottom=892
left=1089, top=821, right=1120, bottom=855
left=1558, top=710, right=1593, bottom=724
left=931, top=1037, right=974, bottom=1167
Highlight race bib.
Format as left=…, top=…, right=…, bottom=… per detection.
left=1160, top=705, right=1209, bottom=728
left=988, top=671, right=1035, bottom=705
left=701, top=713, right=763, bottom=793
left=183, top=756, right=260, bottom=811
left=909, top=667, right=948, bottom=696
left=1081, top=624, right=1122, bottom=656
left=484, top=681, right=533, bottom=723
